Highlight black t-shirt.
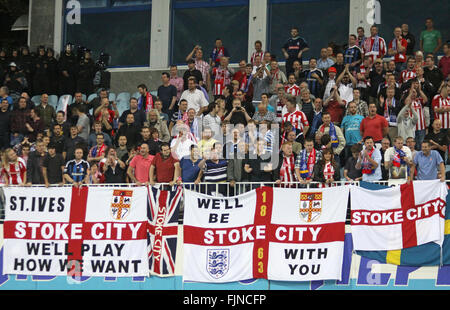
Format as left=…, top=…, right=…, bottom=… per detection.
left=43, top=153, right=65, bottom=184
left=157, top=84, right=177, bottom=112
left=425, top=130, right=448, bottom=160
left=183, top=69, right=204, bottom=90
left=369, top=69, right=386, bottom=98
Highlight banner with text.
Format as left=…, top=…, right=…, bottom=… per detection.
left=182, top=186, right=349, bottom=283
left=350, top=180, right=448, bottom=251
left=2, top=186, right=149, bottom=277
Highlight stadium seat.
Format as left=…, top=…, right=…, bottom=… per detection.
left=131, top=92, right=140, bottom=100
left=150, top=91, right=157, bottom=97
left=48, top=95, right=58, bottom=109
left=56, top=94, right=72, bottom=113
left=87, top=93, right=98, bottom=103
left=31, top=95, right=41, bottom=106
left=109, top=92, right=116, bottom=102
left=116, top=92, right=131, bottom=116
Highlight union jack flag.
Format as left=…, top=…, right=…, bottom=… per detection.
left=147, top=185, right=183, bottom=276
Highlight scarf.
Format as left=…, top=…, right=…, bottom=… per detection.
left=91, top=144, right=106, bottom=158
left=392, top=146, right=406, bottom=168
left=383, top=97, right=397, bottom=126
left=320, top=123, right=339, bottom=148
left=323, top=162, right=335, bottom=181
left=299, top=148, right=316, bottom=179
left=365, top=35, right=380, bottom=53
left=361, top=147, right=375, bottom=175
left=212, top=47, right=225, bottom=64
left=139, top=93, right=154, bottom=113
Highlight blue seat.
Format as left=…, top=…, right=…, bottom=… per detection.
left=116, top=92, right=131, bottom=116
left=87, top=93, right=98, bottom=103
left=108, top=92, right=116, bottom=102
left=48, top=95, right=58, bottom=109
left=31, top=95, right=41, bottom=106
left=132, top=92, right=140, bottom=100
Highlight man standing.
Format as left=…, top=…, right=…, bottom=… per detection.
left=149, top=143, right=181, bottom=186
left=137, top=84, right=157, bottom=113
left=36, top=93, right=55, bottom=130
left=127, top=142, right=154, bottom=185
left=183, top=59, right=204, bottom=91
left=317, top=111, right=346, bottom=161
left=362, top=25, right=387, bottom=63
left=359, top=102, right=389, bottom=143
left=401, top=24, right=416, bottom=57
left=317, top=47, right=335, bottom=71
left=388, top=27, right=408, bottom=72
left=157, top=72, right=178, bottom=115
left=384, top=136, right=413, bottom=180
left=42, top=143, right=65, bottom=187
left=282, top=27, right=309, bottom=75
left=420, top=18, right=442, bottom=56
left=343, top=34, right=363, bottom=71
left=25, top=139, right=47, bottom=185
left=282, top=97, right=309, bottom=139
left=425, top=119, right=448, bottom=161
left=410, top=140, right=445, bottom=182
left=186, top=45, right=211, bottom=91
left=180, top=77, right=209, bottom=116
left=341, top=101, right=364, bottom=161
left=355, top=136, right=382, bottom=182
left=303, top=58, right=323, bottom=99
left=294, top=137, right=321, bottom=184
left=63, top=147, right=90, bottom=187
left=118, top=97, right=147, bottom=129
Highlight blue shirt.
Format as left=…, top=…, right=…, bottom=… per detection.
left=341, top=114, right=364, bottom=145
left=413, top=150, right=443, bottom=180
left=180, top=157, right=202, bottom=182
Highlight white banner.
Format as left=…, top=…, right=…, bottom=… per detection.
left=3, top=186, right=149, bottom=277
left=267, top=186, right=349, bottom=282
left=182, top=186, right=349, bottom=283
left=350, top=180, right=447, bottom=251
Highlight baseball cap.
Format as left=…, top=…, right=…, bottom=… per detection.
left=328, top=67, right=337, bottom=73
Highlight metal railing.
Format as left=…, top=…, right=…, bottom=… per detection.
left=0, top=180, right=410, bottom=224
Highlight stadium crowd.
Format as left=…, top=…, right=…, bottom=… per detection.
left=0, top=18, right=449, bottom=191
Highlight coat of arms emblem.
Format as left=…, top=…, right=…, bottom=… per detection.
left=300, top=192, right=323, bottom=223
left=111, top=189, right=133, bottom=220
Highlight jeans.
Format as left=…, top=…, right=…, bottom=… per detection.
left=415, top=129, right=426, bottom=151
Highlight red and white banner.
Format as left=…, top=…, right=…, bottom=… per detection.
left=2, top=186, right=149, bottom=277
left=350, top=180, right=447, bottom=251
left=182, top=186, right=349, bottom=283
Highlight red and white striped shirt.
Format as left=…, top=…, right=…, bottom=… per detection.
left=285, top=84, right=301, bottom=97
left=411, top=98, right=426, bottom=131
left=212, top=67, right=232, bottom=96
left=363, top=36, right=387, bottom=63
left=250, top=51, right=264, bottom=66
left=432, top=94, right=450, bottom=129
left=1, top=157, right=27, bottom=185
left=279, top=153, right=297, bottom=184
left=282, top=110, right=309, bottom=132
left=399, top=69, right=417, bottom=85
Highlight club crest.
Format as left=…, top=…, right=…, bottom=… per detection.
left=300, top=192, right=323, bottom=223
left=206, top=249, right=229, bottom=279
left=111, top=189, right=133, bottom=220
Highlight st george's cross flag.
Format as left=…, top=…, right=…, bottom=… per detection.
left=182, top=186, right=349, bottom=283
left=147, top=185, right=183, bottom=276
left=2, top=186, right=149, bottom=277
left=350, top=180, right=448, bottom=251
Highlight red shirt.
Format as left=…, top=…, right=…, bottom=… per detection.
left=439, top=55, right=450, bottom=79
left=326, top=99, right=346, bottom=124
left=151, top=153, right=179, bottom=183
left=129, top=154, right=154, bottom=183
left=360, top=114, right=388, bottom=142
left=388, top=38, right=408, bottom=63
